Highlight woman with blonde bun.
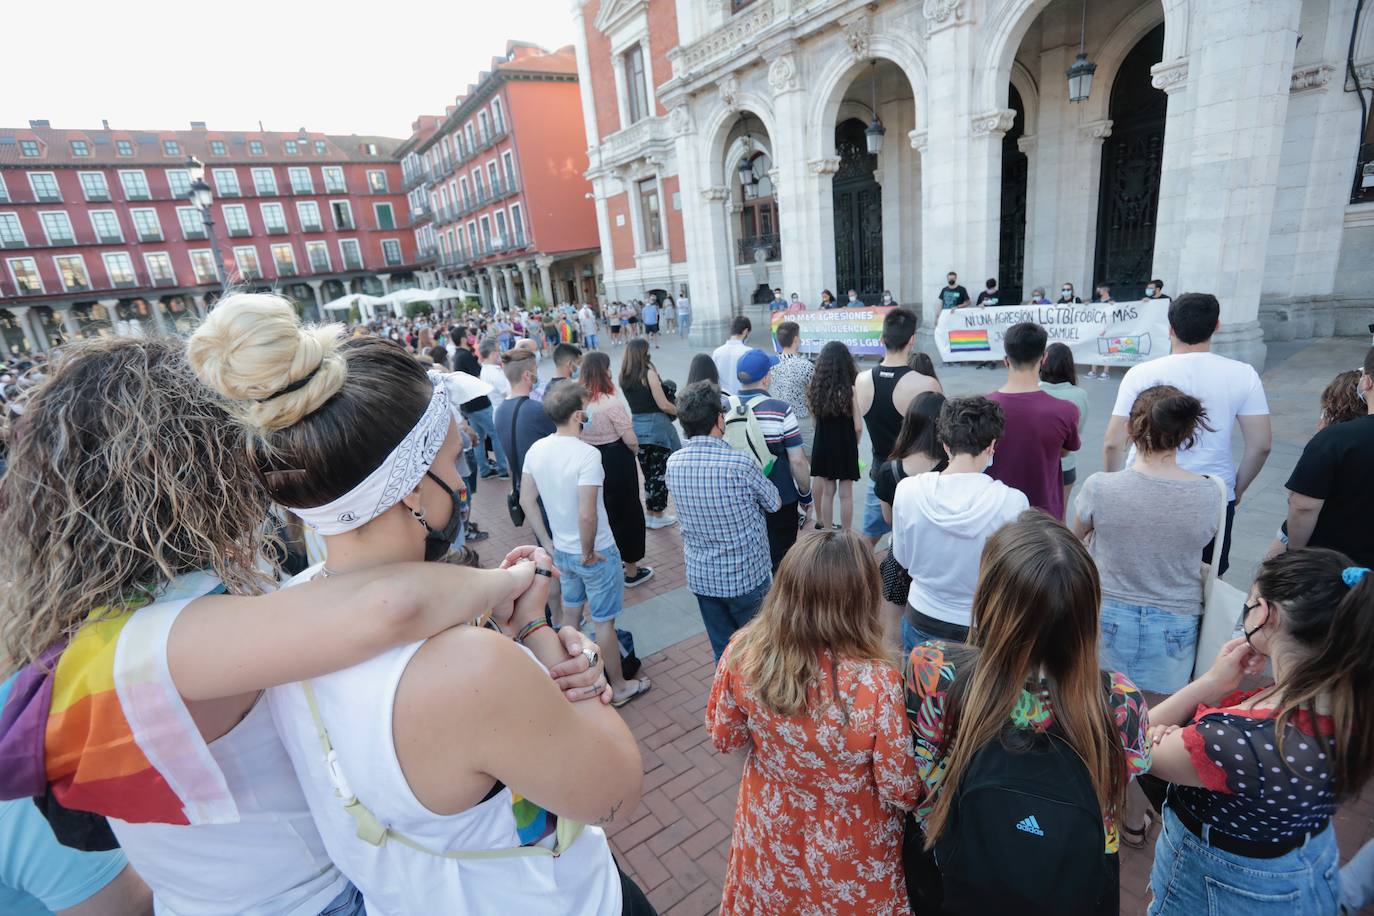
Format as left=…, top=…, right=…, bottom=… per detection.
left=188, top=293, right=653, bottom=916
left=0, top=332, right=602, bottom=915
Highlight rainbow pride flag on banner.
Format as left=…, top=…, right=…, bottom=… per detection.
left=948, top=329, right=991, bottom=352
left=0, top=573, right=239, bottom=825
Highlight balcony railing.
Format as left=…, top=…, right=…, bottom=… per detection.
left=309, top=258, right=331, bottom=273
left=300, top=222, right=324, bottom=233
left=238, top=268, right=262, bottom=280
left=110, top=276, right=139, bottom=289
left=274, top=263, right=297, bottom=277
left=149, top=273, right=177, bottom=288
left=47, top=234, right=76, bottom=246
left=341, top=256, right=363, bottom=271
left=735, top=233, right=781, bottom=265
left=265, top=223, right=289, bottom=235
left=2, top=238, right=28, bottom=249
left=84, top=191, right=111, bottom=202
left=227, top=226, right=251, bottom=237
left=136, top=230, right=163, bottom=243
left=408, top=204, right=432, bottom=226
left=383, top=253, right=403, bottom=267
left=96, top=232, right=125, bottom=244
left=35, top=192, right=64, bottom=203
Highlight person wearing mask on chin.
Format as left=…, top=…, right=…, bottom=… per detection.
left=846, top=289, right=865, bottom=308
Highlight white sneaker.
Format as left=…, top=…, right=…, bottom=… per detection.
left=645, top=514, right=677, bottom=530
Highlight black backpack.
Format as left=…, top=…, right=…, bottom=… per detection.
left=906, top=667, right=1117, bottom=915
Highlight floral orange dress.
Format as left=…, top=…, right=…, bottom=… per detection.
left=706, top=645, right=919, bottom=915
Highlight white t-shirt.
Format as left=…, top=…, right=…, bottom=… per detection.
left=712, top=338, right=751, bottom=395
left=577, top=308, right=597, bottom=338
left=480, top=363, right=510, bottom=409
left=1111, top=351, right=1269, bottom=499
left=677, top=297, right=690, bottom=316
left=522, top=435, right=617, bottom=555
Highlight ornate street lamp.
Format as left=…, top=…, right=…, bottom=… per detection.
left=865, top=60, right=886, bottom=155
left=736, top=112, right=756, bottom=188
left=1066, top=0, right=1097, bottom=103
left=185, top=155, right=224, bottom=288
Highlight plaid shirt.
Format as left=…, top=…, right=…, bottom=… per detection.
left=666, top=435, right=781, bottom=598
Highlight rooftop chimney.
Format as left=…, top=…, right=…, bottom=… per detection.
left=190, top=120, right=207, bottom=130
left=101, top=119, right=110, bottom=130
left=28, top=119, right=50, bottom=129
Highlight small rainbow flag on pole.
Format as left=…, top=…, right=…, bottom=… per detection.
left=948, top=329, right=991, bottom=352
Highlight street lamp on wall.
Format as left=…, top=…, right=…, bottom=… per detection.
left=184, top=155, right=224, bottom=288
left=1066, top=0, right=1097, bottom=102
left=736, top=111, right=756, bottom=188
left=865, top=60, right=886, bottom=155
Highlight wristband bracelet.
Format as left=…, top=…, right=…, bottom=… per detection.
left=515, top=619, right=550, bottom=645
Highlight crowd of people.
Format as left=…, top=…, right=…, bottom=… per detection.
left=0, top=285, right=1371, bottom=915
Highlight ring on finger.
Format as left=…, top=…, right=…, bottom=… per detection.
left=582, top=646, right=599, bottom=668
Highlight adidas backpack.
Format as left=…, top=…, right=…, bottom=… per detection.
left=722, top=394, right=776, bottom=476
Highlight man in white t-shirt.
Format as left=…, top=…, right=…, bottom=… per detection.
left=711, top=315, right=752, bottom=395
left=1103, top=292, right=1272, bottom=574
left=677, top=293, right=692, bottom=338
left=477, top=338, right=510, bottom=411
left=521, top=383, right=650, bottom=707
left=577, top=304, right=598, bottom=350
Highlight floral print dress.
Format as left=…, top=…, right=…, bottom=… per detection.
left=904, top=641, right=1151, bottom=853
left=706, top=645, right=919, bottom=915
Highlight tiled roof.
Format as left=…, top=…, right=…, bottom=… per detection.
left=0, top=125, right=406, bottom=167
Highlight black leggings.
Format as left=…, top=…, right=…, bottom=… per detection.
left=619, top=866, right=657, bottom=915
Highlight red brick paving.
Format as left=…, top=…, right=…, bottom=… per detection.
left=466, top=454, right=1374, bottom=915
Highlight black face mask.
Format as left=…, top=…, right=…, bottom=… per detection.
left=1241, top=600, right=1265, bottom=648
left=416, top=471, right=465, bottom=562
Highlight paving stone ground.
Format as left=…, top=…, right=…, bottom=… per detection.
left=461, top=334, right=1373, bottom=914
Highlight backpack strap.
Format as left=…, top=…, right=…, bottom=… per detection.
left=507, top=397, right=528, bottom=500
left=299, top=680, right=582, bottom=860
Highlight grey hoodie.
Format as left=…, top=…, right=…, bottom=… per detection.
left=891, top=471, right=1029, bottom=624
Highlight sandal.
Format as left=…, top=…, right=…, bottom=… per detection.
left=1120, top=809, right=1156, bottom=849
left=611, top=677, right=652, bottom=708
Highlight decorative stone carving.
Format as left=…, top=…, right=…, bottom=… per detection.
left=908, top=129, right=929, bottom=152
left=766, top=166, right=781, bottom=190
left=717, top=73, right=740, bottom=113
left=676, top=3, right=776, bottom=76
left=840, top=13, right=873, bottom=61
left=970, top=108, right=1016, bottom=137
left=1078, top=119, right=1113, bottom=141
left=923, top=0, right=965, bottom=33
left=1289, top=63, right=1334, bottom=94
left=1016, top=134, right=1037, bottom=155
left=1347, top=59, right=1374, bottom=91
left=808, top=156, right=841, bottom=175
left=1150, top=58, right=1189, bottom=94
left=701, top=186, right=730, bottom=203
left=668, top=105, right=693, bottom=136
left=768, top=53, right=799, bottom=96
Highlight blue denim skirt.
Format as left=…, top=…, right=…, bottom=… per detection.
left=1098, top=598, right=1200, bottom=694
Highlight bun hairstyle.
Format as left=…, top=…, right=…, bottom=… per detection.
left=1127, top=384, right=1214, bottom=454
left=189, top=293, right=434, bottom=510
left=188, top=293, right=348, bottom=435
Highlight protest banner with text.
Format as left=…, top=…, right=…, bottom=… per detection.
left=769, top=307, right=892, bottom=356
left=934, top=301, right=1171, bottom=365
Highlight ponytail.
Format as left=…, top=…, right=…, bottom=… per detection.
left=1255, top=551, right=1374, bottom=799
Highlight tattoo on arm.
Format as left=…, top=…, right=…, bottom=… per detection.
left=594, top=799, right=623, bottom=825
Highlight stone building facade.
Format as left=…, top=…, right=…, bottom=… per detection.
left=576, top=0, right=1374, bottom=367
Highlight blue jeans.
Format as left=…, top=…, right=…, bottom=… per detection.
left=1098, top=598, right=1200, bottom=694
left=901, top=617, right=968, bottom=658
left=1149, top=807, right=1340, bottom=915
left=862, top=482, right=890, bottom=538
left=554, top=544, right=623, bottom=622
left=696, top=579, right=769, bottom=661
left=464, top=404, right=508, bottom=475
left=584, top=332, right=598, bottom=349
left=678, top=314, right=691, bottom=337
left=319, top=883, right=365, bottom=916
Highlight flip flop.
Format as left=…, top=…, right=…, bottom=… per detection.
left=612, top=677, right=652, bottom=708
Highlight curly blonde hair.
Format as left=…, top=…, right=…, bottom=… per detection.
left=0, top=336, right=276, bottom=670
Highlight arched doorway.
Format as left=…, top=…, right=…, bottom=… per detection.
left=832, top=118, right=882, bottom=303
left=1094, top=23, right=1167, bottom=301
left=998, top=86, right=1029, bottom=305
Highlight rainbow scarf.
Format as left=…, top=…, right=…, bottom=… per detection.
left=0, top=573, right=239, bottom=825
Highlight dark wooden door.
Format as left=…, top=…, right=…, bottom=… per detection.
left=998, top=86, right=1028, bottom=305
left=832, top=118, right=883, bottom=303
left=1094, top=24, right=1167, bottom=301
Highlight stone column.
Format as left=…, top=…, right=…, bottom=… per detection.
left=519, top=261, right=536, bottom=304
left=486, top=267, right=504, bottom=311
left=306, top=281, right=324, bottom=323
left=60, top=307, right=82, bottom=340
left=765, top=47, right=827, bottom=308
left=0, top=325, right=11, bottom=361
left=377, top=273, right=392, bottom=294
left=98, top=299, right=122, bottom=337
left=918, top=15, right=1009, bottom=348
left=535, top=255, right=555, bottom=307
left=1151, top=0, right=1303, bottom=367
left=148, top=300, right=169, bottom=336
left=502, top=267, right=518, bottom=309
left=192, top=295, right=208, bottom=319
left=13, top=308, right=42, bottom=355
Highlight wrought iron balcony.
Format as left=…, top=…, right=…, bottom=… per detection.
left=735, top=233, right=781, bottom=265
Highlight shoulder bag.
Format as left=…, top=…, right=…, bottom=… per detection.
left=505, top=398, right=527, bottom=528
left=1192, top=475, right=1245, bottom=678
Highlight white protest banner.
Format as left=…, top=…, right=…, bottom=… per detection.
left=934, top=300, right=1171, bottom=365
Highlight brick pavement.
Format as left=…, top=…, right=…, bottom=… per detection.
left=463, top=405, right=1373, bottom=916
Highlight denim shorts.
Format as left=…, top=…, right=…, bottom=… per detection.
left=554, top=544, right=623, bottom=622
left=862, top=483, right=891, bottom=538
left=1098, top=597, right=1200, bottom=694
left=319, top=883, right=365, bottom=916
left=1148, top=806, right=1340, bottom=915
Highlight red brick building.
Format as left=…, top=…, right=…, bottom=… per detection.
left=0, top=121, right=415, bottom=358
left=400, top=41, right=601, bottom=309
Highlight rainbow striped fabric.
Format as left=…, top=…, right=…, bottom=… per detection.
left=948, top=329, right=991, bottom=352
left=0, top=573, right=239, bottom=826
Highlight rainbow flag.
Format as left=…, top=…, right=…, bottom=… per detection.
left=0, top=573, right=238, bottom=825
left=948, top=329, right=990, bottom=352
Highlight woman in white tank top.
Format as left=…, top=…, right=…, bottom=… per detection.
left=0, top=335, right=599, bottom=915
left=189, top=294, right=651, bottom=915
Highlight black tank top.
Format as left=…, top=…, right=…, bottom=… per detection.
left=863, top=364, right=913, bottom=464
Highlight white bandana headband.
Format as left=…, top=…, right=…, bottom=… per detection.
left=288, top=381, right=452, bottom=535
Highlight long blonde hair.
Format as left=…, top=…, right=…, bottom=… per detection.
left=728, top=529, right=887, bottom=717
left=0, top=337, right=275, bottom=670
left=923, top=511, right=1125, bottom=847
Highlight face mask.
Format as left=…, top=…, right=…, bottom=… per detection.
left=1241, top=600, right=1266, bottom=650
left=570, top=366, right=580, bottom=381
left=849, top=295, right=857, bottom=302
left=882, top=294, right=892, bottom=304
left=414, top=471, right=466, bottom=562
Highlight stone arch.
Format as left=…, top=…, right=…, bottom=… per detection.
left=1078, top=1, right=1170, bottom=124
left=1009, top=59, right=1040, bottom=137
left=699, top=92, right=778, bottom=189
left=806, top=35, right=928, bottom=161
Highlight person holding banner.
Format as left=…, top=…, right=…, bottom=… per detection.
left=1088, top=285, right=1116, bottom=380
left=933, top=272, right=970, bottom=328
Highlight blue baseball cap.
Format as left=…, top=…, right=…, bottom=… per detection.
left=736, top=348, right=780, bottom=385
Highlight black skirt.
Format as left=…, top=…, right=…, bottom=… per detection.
left=810, top=414, right=860, bottom=481
left=596, top=440, right=646, bottom=563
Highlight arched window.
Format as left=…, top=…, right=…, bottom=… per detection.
left=737, top=151, right=778, bottom=263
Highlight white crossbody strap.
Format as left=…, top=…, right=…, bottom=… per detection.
left=300, top=681, right=582, bottom=860
left=1201, top=475, right=1230, bottom=591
